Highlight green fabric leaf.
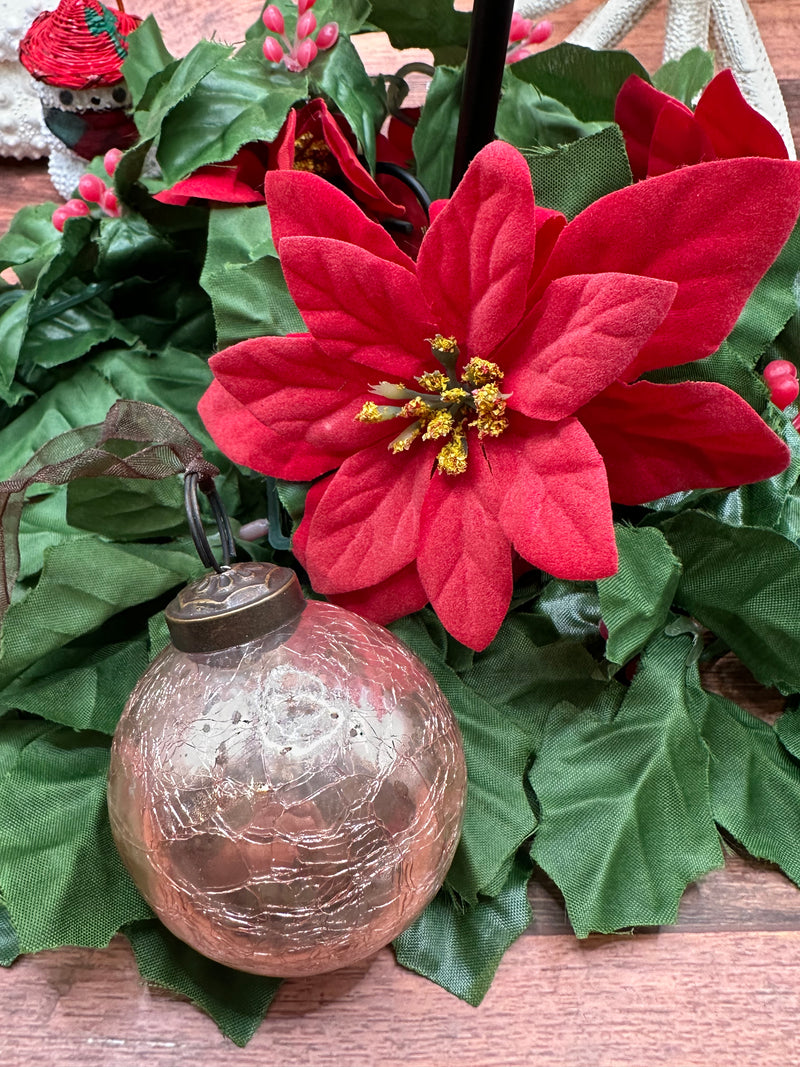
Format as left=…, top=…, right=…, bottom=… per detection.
left=529, top=578, right=603, bottom=641
left=16, top=488, right=86, bottom=582
left=201, top=206, right=303, bottom=347
left=658, top=511, right=800, bottom=694
left=0, top=725, right=151, bottom=952
left=157, top=59, right=306, bottom=185
left=124, top=918, right=281, bottom=1047
left=529, top=630, right=723, bottom=937
left=67, top=477, right=186, bottom=540
left=695, top=689, right=800, bottom=886
left=122, top=15, right=175, bottom=108
left=496, top=71, right=607, bottom=154
left=0, top=633, right=149, bottom=734
left=412, top=65, right=462, bottom=202
left=393, top=854, right=532, bottom=1006
left=0, top=203, right=61, bottom=286
left=20, top=278, right=121, bottom=369
left=652, top=48, right=714, bottom=105
left=366, top=0, right=470, bottom=54
left=135, top=38, right=232, bottom=143
left=510, top=44, right=650, bottom=123
left=311, top=36, right=385, bottom=170
left=520, top=124, right=632, bottom=219
left=598, top=525, right=682, bottom=665
left=0, top=901, right=20, bottom=966
left=0, top=291, right=32, bottom=400
left=0, top=538, right=202, bottom=686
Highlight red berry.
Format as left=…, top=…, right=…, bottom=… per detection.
left=297, top=0, right=315, bottom=13
left=294, top=37, right=317, bottom=69
left=78, top=173, right=106, bottom=203
left=764, top=359, right=799, bottom=409
left=52, top=205, right=69, bottom=231
left=315, top=21, right=338, bottom=49
left=262, top=4, right=284, bottom=32
left=102, top=189, right=120, bottom=216
left=104, top=148, right=123, bottom=176
left=263, top=35, right=284, bottom=62
left=64, top=198, right=90, bottom=217
left=598, top=619, right=609, bottom=641
left=296, top=10, right=316, bottom=38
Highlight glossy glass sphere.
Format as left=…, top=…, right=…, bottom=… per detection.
left=108, top=598, right=466, bottom=977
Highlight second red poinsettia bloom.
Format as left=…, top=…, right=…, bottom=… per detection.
left=200, top=141, right=800, bottom=651
left=616, top=69, right=789, bottom=180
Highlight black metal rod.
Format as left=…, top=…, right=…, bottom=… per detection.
left=184, top=471, right=236, bottom=572
left=450, top=0, right=515, bottom=192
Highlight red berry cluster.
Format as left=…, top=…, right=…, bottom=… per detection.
left=506, top=12, right=552, bottom=64
left=764, top=359, right=800, bottom=410
left=262, top=0, right=338, bottom=72
left=52, top=149, right=123, bottom=232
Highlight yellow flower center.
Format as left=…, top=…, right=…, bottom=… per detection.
left=293, top=131, right=337, bottom=176
left=354, top=334, right=510, bottom=475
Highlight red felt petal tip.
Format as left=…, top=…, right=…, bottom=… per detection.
left=695, top=70, right=789, bottom=161
left=327, top=564, right=429, bottom=625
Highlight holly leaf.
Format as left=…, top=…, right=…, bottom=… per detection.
left=0, top=724, right=151, bottom=953
left=520, top=124, right=632, bottom=218
left=123, top=15, right=175, bottom=108
left=498, top=69, right=608, bottom=155
left=134, top=38, right=232, bottom=144
left=652, top=48, right=714, bottom=106
left=696, top=688, right=800, bottom=886
left=529, top=630, right=723, bottom=936
left=510, top=44, right=650, bottom=123
left=124, top=918, right=281, bottom=1047
left=393, top=854, right=532, bottom=1005
left=658, top=510, right=800, bottom=694
left=366, top=0, right=470, bottom=55
left=412, top=65, right=462, bottom=201
left=598, top=525, right=682, bottom=665
left=200, top=206, right=304, bottom=347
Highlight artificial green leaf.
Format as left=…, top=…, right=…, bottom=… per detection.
left=0, top=901, right=19, bottom=966
left=528, top=578, right=602, bottom=642
left=95, top=214, right=181, bottom=279
left=135, top=38, right=232, bottom=143
left=21, top=278, right=120, bottom=369
left=393, top=854, right=533, bottom=1005
left=598, top=525, right=682, bottom=665
left=497, top=73, right=607, bottom=153
left=0, top=290, right=32, bottom=400
left=0, top=632, right=149, bottom=734
left=67, top=476, right=186, bottom=540
left=0, top=203, right=61, bottom=285
left=366, top=0, right=469, bottom=54
left=529, top=630, right=723, bottom=937
left=520, top=123, right=632, bottom=218
left=412, top=65, right=462, bottom=201
left=0, top=725, right=151, bottom=952
left=510, top=44, right=650, bottom=123
left=123, top=15, right=175, bottom=107
left=312, top=36, right=385, bottom=169
left=658, top=510, right=800, bottom=694
left=695, top=688, right=800, bottom=886
left=652, top=48, right=714, bottom=105
left=16, top=488, right=86, bottom=582
left=124, top=918, right=281, bottom=1047
left=0, top=538, right=202, bottom=686
left=157, top=60, right=305, bottom=185
left=0, top=714, right=53, bottom=780
left=390, top=610, right=539, bottom=903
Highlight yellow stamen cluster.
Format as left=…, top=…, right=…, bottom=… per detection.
left=293, top=131, right=337, bottom=176
left=352, top=334, right=511, bottom=475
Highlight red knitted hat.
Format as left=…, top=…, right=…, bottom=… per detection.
left=19, top=0, right=141, bottom=89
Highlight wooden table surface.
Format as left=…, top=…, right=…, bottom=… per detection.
left=4, top=2, right=800, bottom=1064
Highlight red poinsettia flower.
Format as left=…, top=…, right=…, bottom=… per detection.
left=616, top=69, right=788, bottom=181
left=199, top=142, right=800, bottom=649
left=155, top=98, right=407, bottom=219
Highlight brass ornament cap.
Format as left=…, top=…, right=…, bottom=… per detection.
left=108, top=572, right=467, bottom=977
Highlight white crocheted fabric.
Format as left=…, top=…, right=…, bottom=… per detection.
left=0, top=0, right=56, bottom=159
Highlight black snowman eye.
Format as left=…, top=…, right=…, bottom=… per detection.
left=112, top=87, right=127, bottom=103
left=91, top=96, right=101, bottom=105
left=59, top=90, right=73, bottom=105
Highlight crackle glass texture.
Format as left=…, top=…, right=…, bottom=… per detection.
left=108, top=601, right=467, bottom=977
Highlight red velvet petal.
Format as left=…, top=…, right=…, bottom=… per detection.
left=265, top=170, right=416, bottom=270
left=614, top=75, right=672, bottom=181
left=326, top=564, right=429, bottom=624
left=279, top=236, right=435, bottom=378
left=417, top=446, right=513, bottom=651
left=536, top=158, right=800, bottom=377
left=647, top=99, right=713, bottom=176
left=303, top=441, right=437, bottom=593
left=499, top=272, right=676, bottom=421
left=486, top=417, right=618, bottom=580
left=267, top=106, right=296, bottom=171
left=578, top=379, right=791, bottom=504
left=416, top=140, right=536, bottom=358
left=209, top=334, right=391, bottom=460
left=695, top=70, right=789, bottom=161
left=154, top=147, right=266, bottom=205
left=529, top=206, right=567, bottom=290
left=198, top=379, right=339, bottom=480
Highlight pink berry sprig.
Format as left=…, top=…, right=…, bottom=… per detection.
left=764, top=359, right=799, bottom=410
left=506, top=12, right=553, bottom=64
left=51, top=150, right=124, bottom=231
left=262, top=0, right=339, bottom=72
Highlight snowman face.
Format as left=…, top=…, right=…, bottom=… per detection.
left=37, top=81, right=131, bottom=111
